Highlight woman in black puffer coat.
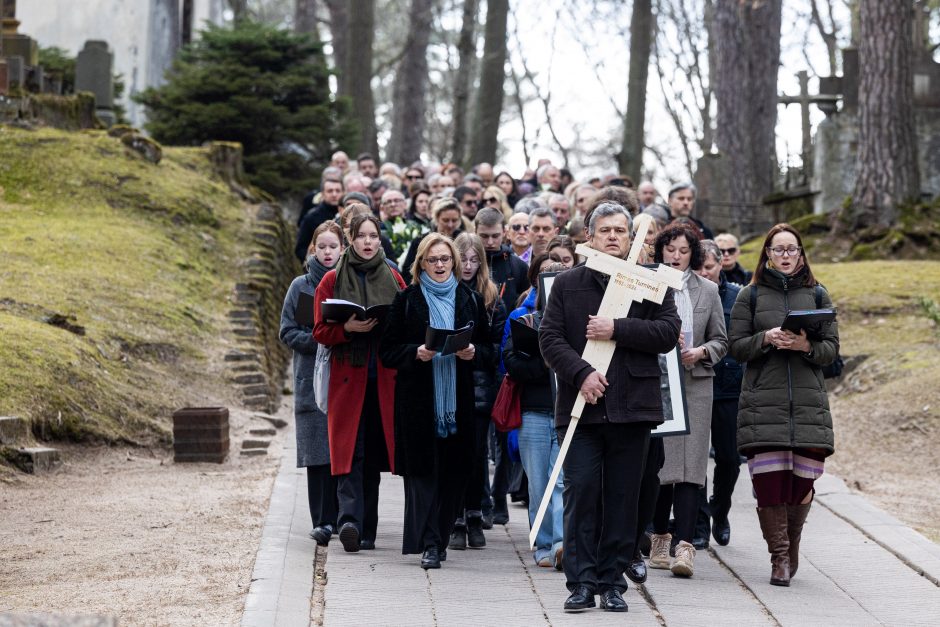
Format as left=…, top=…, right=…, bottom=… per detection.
left=729, top=223, right=839, bottom=588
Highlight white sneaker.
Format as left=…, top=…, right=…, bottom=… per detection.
left=671, top=540, right=695, bottom=577
left=648, top=533, right=672, bottom=569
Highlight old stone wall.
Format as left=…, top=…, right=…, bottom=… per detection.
left=225, top=203, right=296, bottom=413
left=0, top=92, right=99, bottom=129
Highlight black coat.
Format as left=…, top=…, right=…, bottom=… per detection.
left=486, top=246, right=530, bottom=314
left=503, top=333, right=554, bottom=413
left=295, top=201, right=338, bottom=261
left=379, top=282, right=493, bottom=476
left=713, top=276, right=745, bottom=400
left=470, top=292, right=507, bottom=414
left=539, top=265, right=681, bottom=428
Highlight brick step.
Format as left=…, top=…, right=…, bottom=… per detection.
left=248, top=427, right=276, bottom=436
left=240, top=448, right=268, bottom=456
left=2, top=446, right=61, bottom=473
left=241, top=439, right=271, bottom=449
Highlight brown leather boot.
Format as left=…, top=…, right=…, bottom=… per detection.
left=756, top=506, right=790, bottom=586
left=787, top=501, right=812, bottom=579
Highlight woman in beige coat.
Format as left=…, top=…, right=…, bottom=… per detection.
left=648, top=224, right=728, bottom=578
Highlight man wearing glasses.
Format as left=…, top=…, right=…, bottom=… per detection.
left=455, top=186, right=480, bottom=220
left=507, top=212, right=533, bottom=263
left=715, top=233, right=752, bottom=285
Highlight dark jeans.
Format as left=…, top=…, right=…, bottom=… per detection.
left=634, top=438, right=665, bottom=551
left=710, top=398, right=741, bottom=520
left=335, top=380, right=385, bottom=542
left=653, top=482, right=699, bottom=543
left=560, top=422, right=650, bottom=594
left=459, top=410, right=493, bottom=520
left=306, top=464, right=338, bottom=529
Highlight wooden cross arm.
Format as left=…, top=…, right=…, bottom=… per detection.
left=575, top=244, right=685, bottom=291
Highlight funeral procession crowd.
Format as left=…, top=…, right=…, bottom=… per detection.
left=278, top=154, right=839, bottom=613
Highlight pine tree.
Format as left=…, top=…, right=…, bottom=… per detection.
left=136, top=20, right=355, bottom=198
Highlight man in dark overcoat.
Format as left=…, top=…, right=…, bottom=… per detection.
left=539, top=203, right=681, bottom=612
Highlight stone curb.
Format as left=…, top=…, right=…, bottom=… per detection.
left=814, top=472, right=940, bottom=586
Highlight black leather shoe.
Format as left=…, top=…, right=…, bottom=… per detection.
left=359, top=539, right=375, bottom=550
left=692, top=535, right=710, bottom=550
left=420, top=547, right=441, bottom=569
left=625, top=555, right=647, bottom=584
left=713, top=516, right=731, bottom=546
left=563, top=586, right=595, bottom=612
left=481, top=513, right=494, bottom=529
left=600, top=589, right=628, bottom=612
left=309, top=524, right=333, bottom=546
left=338, top=523, right=360, bottom=553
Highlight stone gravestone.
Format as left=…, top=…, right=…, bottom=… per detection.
left=5, top=53, right=22, bottom=87
left=75, top=40, right=115, bottom=127
left=0, top=59, right=8, bottom=95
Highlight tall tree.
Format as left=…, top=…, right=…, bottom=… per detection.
left=344, top=0, right=379, bottom=158
left=386, top=0, right=434, bottom=165
left=229, top=0, right=248, bottom=22
left=325, top=0, right=348, bottom=94
left=450, top=0, right=480, bottom=167
left=846, top=0, right=919, bottom=230
left=714, top=0, right=782, bottom=227
left=618, top=0, right=653, bottom=181
left=294, top=0, right=318, bottom=36
left=469, top=0, right=509, bottom=166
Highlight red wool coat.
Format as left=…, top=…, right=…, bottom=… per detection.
left=313, top=268, right=406, bottom=475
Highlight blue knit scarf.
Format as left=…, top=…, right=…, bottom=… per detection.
left=420, top=271, right=458, bottom=438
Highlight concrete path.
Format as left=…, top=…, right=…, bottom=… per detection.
left=243, top=426, right=940, bottom=626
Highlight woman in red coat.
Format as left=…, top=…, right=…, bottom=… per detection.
left=314, top=211, right=406, bottom=553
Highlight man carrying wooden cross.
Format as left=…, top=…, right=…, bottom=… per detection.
left=540, top=203, right=681, bottom=613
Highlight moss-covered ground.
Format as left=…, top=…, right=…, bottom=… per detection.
left=0, top=126, right=251, bottom=444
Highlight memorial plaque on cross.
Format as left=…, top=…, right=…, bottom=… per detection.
left=528, top=214, right=684, bottom=548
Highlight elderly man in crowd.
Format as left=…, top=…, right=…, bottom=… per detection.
left=667, top=182, right=714, bottom=239
left=540, top=202, right=680, bottom=612
left=537, top=164, right=563, bottom=193
left=528, top=207, right=559, bottom=259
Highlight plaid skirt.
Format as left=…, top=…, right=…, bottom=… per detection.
left=746, top=447, right=826, bottom=507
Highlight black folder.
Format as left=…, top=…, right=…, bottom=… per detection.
left=320, top=298, right=391, bottom=324
left=509, top=317, right=541, bottom=357
left=295, top=291, right=315, bottom=327
left=781, top=308, right=837, bottom=337
left=425, top=322, right=475, bottom=356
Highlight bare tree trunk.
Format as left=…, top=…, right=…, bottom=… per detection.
left=229, top=0, right=248, bottom=22
left=847, top=0, right=920, bottom=230
left=387, top=0, right=434, bottom=165
left=325, top=0, right=349, bottom=95
left=295, top=0, right=318, bottom=37
left=469, top=0, right=509, bottom=166
left=809, top=0, right=839, bottom=75
left=618, top=0, right=653, bottom=181
left=344, top=0, right=379, bottom=158
left=450, top=0, right=479, bottom=167
left=182, top=0, right=194, bottom=46
left=714, top=0, right=782, bottom=229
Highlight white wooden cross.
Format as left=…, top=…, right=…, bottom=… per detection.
left=529, top=213, right=685, bottom=549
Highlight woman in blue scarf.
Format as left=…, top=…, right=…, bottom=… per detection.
left=379, top=233, right=493, bottom=570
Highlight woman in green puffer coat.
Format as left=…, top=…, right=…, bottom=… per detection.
left=729, top=223, right=839, bottom=588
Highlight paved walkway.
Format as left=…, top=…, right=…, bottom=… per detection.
left=243, top=425, right=940, bottom=626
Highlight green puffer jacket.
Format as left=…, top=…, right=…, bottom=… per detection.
left=728, top=266, right=839, bottom=455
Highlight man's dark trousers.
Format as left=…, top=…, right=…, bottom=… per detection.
left=560, top=421, right=651, bottom=594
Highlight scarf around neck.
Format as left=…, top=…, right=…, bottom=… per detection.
left=420, top=271, right=458, bottom=438
left=675, top=269, right=695, bottom=349
left=332, top=246, right=399, bottom=366
left=306, top=256, right=332, bottom=288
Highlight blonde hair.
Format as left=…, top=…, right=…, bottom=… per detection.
left=454, top=233, right=498, bottom=309
left=482, top=186, right=512, bottom=220
left=410, top=233, right=462, bottom=285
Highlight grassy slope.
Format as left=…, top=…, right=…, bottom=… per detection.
left=0, top=126, right=250, bottom=444
left=740, top=241, right=940, bottom=541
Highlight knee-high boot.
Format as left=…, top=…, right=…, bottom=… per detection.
left=756, top=506, right=790, bottom=586
left=787, top=501, right=812, bottom=578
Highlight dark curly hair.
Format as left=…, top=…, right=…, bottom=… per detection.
left=653, top=224, right=704, bottom=271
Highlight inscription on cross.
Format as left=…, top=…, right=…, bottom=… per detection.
left=529, top=214, right=684, bottom=548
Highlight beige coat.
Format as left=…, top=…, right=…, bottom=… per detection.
left=659, top=272, right=728, bottom=485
